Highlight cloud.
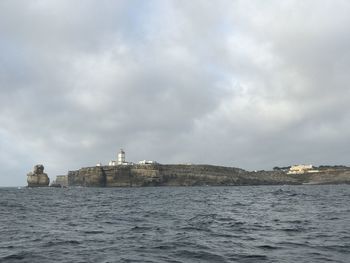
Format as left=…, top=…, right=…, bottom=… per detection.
left=1, top=0, right=350, bottom=186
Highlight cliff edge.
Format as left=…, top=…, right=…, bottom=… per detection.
left=65, top=164, right=350, bottom=187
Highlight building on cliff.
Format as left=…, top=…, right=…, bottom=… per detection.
left=109, top=160, right=116, bottom=166
left=117, top=149, right=125, bottom=164
left=287, top=164, right=319, bottom=174
left=109, top=149, right=131, bottom=166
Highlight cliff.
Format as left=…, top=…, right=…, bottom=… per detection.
left=66, top=164, right=350, bottom=187
left=50, top=175, right=68, bottom=187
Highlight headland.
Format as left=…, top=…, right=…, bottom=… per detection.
left=64, top=164, right=350, bottom=187
left=39, top=149, right=350, bottom=187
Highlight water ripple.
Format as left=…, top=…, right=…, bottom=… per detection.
left=0, top=185, right=350, bottom=263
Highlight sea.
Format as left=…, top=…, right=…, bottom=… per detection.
left=0, top=185, right=349, bottom=263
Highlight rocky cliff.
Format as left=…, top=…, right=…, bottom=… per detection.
left=66, top=164, right=350, bottom=187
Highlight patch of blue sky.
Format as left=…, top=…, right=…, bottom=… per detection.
left=0, top=39, right=33, bottom=87
left=118, top=0, right=159, bottom=44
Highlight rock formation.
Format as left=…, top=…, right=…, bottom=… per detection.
left=67, top=164, right=350, bottom=187
left=27, top=164, right=50, bottom=187
left=67, top=164, right=299, bottom=187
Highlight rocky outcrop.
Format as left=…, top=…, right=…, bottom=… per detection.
left=305, top=168, right=350, bottom=184
left=27, top=164, right=50, bottom=187
left=66, top=164, right=350, bottom=187
left=54, top=175, right=68, bottom=187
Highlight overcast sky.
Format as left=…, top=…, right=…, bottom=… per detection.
left=1, top=0, right=350, bottom=186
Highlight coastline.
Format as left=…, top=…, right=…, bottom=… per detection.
left=62, top=164, right=350, bottom=187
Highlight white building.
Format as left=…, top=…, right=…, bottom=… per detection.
left=287, top=164, right=318, bottom=174
left=108, top=161, right=116, bottom=166
left=107, top=149, right=136, bottom=166
left=117, top=149, right=125, bottom=165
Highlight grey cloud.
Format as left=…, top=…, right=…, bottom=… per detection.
left=1, top=0, right=350, bottom=186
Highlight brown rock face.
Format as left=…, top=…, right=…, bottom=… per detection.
left=27, top=164, right=50, bottom=187
left=67, top=164, right=350, bottom=187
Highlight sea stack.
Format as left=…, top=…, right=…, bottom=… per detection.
left=27, top=164, right=50, bottom=187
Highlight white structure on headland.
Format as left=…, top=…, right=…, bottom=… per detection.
left=117, top=149, right=126, bottom=165
left=109, top=149, right=131, bottom=166
left=287, top=164, right=319, bottom=174
left=108, top=161, right=116, bottom=166
left=108, top=149, right=157, bottom=166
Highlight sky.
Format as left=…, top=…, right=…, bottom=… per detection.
left=1, top=0, right=350, bottom=186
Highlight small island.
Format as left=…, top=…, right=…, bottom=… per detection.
left=27, top=164, right=50, bottom=187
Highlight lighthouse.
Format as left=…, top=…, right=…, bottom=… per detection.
left=117, top=149, right=125, bottom=165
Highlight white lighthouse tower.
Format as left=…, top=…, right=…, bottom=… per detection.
left=117, top=149, right=125, bottom=165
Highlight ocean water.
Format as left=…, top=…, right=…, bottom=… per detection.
left=0, top=185, right=349, bottom=263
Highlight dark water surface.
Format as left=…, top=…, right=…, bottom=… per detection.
left=0, top=185, right=350, bottom=262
